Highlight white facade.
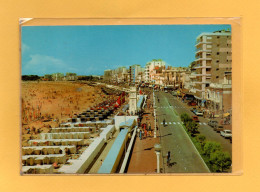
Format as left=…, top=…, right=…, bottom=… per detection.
left=129, top=87, right=137, bottom=115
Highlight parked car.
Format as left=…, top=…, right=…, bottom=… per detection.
left=220, top=130, right=232, bottom=138
left=192, top=115, right=199, bottom=122
left=188, top=101, right=197, bottom=106
left=172, top=91, right=177, bottom=96
left=195, top=111, right=203, bottom=116
left=214, top=125, right=224, bottom=132
left=190, top=108, right=197, bottom=114
left=208, top=120, right=218, bottom=127
left=165, top=90, right=168, bottom=93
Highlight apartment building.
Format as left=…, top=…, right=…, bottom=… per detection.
left=194, top=29, right=232, bottom=112
left=145, top=59, right=166, bottom=83
left=162, top=66, right=188, bottom=89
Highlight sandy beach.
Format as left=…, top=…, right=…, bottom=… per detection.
left=21, top=81, right=109, bottom=146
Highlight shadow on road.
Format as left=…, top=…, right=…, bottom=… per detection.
left=168, top=162, right=177, bottom=167
left=144, top=147, right=154, bottom=151
left=158, top=133, right=172, bottom=138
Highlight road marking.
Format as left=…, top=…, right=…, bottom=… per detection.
left=161, top=122, right=163, bottom=124
left=203, top=122, right=207, bottom=125
left=199, top=122, right=202, bottom=125
left=177, top=122, right=180, bottom=125
left=182, top=122, right=184, bottom=124
left=165, top=122, right=167, bottom=125
left=169, top=122, right=172, bottom=124
left=173, top=122, right=176, bottom=124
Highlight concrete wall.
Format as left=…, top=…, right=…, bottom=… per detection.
left=114, top=116, right=138, bottom=130
left=58, top=137, right=105, bottom=174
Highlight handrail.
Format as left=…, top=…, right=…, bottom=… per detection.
left=119, top=126, right=137, bottom=173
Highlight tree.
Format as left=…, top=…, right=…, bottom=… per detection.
left=203, top=141, right=222, bottom=158
left=181, top=113, right=192, bottom=125
left=209, top=151, right=231, bottom=172
left=186, top=120, right=199, bottom=137
left=197, top=135, right=206, bottom=148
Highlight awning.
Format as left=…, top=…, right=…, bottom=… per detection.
left=224, top=113, right=230, bottom=117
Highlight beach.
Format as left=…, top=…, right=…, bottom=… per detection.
left=21, top=81, right=107, bottom=146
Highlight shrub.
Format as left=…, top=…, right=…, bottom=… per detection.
left=209, top=151, right=231, bottom=172
left=203, top=141, right=222, bottom=158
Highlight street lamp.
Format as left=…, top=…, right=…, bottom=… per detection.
left=153, top=88, right=157, bottom=138
left=154, top=143, right=162, bottom=173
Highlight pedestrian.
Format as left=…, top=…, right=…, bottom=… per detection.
left=167, top=151, right=171, bottom=166
left=139, top=129, right=142, bottom=140
left=163, top=119, right=166, bottom=126
left=144, top=129, right=147, bottom=138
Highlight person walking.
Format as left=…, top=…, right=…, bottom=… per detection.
left=163, top=119, right=166, bottom=127
left=139, top=129, right=142, bottom=140
left=167, top=151, right=171, bottom=167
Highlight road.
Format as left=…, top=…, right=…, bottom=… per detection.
left=158, top=91, right=232, bottom=156
left=155, top=91, right=210, bottom=173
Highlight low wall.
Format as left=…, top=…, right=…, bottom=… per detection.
left=58, top=137, right=105, bottom=174
left=100, top=125, right=115, bottom=141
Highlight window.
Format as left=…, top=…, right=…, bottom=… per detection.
left=217, top=44, right=219, bottom=47
left=216, top=68, right=219, bottom=71
left=217, top=52, right=220, bottom=55
left=216, top=60, right=219, bottom=63
left=206, top=68, right=211, bottom=71
left=216, top=76, right=219, bottom=78
left=217, top=36, right=220, bottom=38
left=206, top=84, right=210, bottom=87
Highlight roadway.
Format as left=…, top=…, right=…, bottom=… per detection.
left=155, top=91, right=210, bottom=173
left=157, top=91, right=232, bottom=156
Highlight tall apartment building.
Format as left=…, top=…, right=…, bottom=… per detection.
left=194, top=29, right=232, bottom=112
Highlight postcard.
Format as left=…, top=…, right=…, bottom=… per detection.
left=21, top=21, right=235, bottom=174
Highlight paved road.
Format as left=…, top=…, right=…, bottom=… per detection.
left=157, top=91, right=232, bottom=156
left=155, top=91, right=210, bottom=173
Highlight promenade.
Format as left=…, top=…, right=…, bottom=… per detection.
left=127, top=91, right=160, bottom=174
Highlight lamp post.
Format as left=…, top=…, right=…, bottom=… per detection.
left=154, top=143, right=162, bottom=173
left=153, top=88, right=157, bottom=138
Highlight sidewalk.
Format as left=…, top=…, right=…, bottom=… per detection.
left=127, top=92, right=160, bottom=174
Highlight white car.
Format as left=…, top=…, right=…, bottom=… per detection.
left=195, top=111, right=203, bottom=116
left=164, top=90, right=168, bottom=93
left=220, top=130, right=232, bottom=138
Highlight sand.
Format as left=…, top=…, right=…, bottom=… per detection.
left=21, top=81, right=108, bottom=146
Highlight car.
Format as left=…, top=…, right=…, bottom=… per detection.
left=192, top=115, right=199, bottom=122
left=214, top=125, right=224, bottom=132
left=165, top=90, right=168, bottom=93
left=220, top=130, right=232, bottom=138
left=195, top=111, right=203, bottom=116
left=171, top=91, right=177, bottom=96
left=188, top=101, right=197, bottom=106
left=208, top=120, right=218, bottom=127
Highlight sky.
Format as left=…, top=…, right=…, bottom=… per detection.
left=21, top=24, right=231, bottom=76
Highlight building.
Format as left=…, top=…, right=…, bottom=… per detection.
left=193, top=29, right=232, bottom=112
left=52, top=73, right=64, bottom=81
left=129, top=64, right=144, bottom=85
left=65, top=73, right=77, bottom=81
left=162, top=66, right=188, bottom=89
left=104, top=69, right=113, bottom=82
left=145, top=59, right=166, bottom=83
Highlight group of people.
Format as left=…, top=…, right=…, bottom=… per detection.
left=137, top=122, right=153, bottom=140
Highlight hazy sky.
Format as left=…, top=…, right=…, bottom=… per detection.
left=21, top=24, right=230, bottom=76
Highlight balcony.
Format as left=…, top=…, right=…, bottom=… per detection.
left=195, top=40, right=212, bottom=47
left=195, top=57, right=212, bottom=62
left=195, top=73, right=211, bottom=77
